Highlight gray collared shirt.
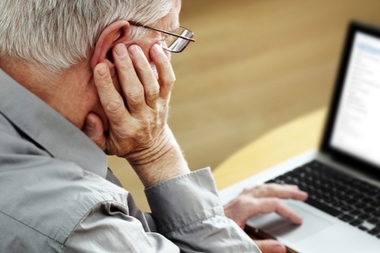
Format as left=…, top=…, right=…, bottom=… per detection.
left=0, top=69, right=261, bottom=252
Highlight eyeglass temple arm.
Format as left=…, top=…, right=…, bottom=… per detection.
left=128, top=21, right=195, bottom=42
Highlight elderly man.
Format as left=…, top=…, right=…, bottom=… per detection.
left=0, top=0, right=307, bottom=252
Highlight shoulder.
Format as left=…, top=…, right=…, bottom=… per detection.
left=0, top=150, right=130, bottom=252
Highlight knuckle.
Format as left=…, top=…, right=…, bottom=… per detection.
left=96, top=77, right=112, bottom=90
left=253, top=185, right=266, bottom=195
left=165, top=76, right=176, bottom=88
left=241, top=188, right=249, bottom=194
left=270, top=188, right=280, bottom=195
left=146, top=86, right=160, bottom=98
left=170, top=73, right=176, bottom=83
left=234, top=196, right=248, bottom=207
left=254, top=185, right=264, bottom=191
left=138, top=68, right=152, bottom=78
left=117, top=65, right=129, bottom=74
left=105, top=98, right=123, bottom=115
left=115, top=126, right=132, bottom=140
left=116, top=58, right=133, bottom=72
left=242, top=186, right=255, bottom=195
left=271, top=242, right=286, bottom=252
left=266, top=184, right=279, bottom=194
left=268, top=197, right=281, bottom=206
left=128, top=89, right=144, bottom=106
left=139, top=117, right=150, bottom=130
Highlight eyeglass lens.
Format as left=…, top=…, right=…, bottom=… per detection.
left=164, top=27, right=194, bottom=53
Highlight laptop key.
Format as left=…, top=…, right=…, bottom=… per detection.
left=267, top=160, right=380, bottom=228
left=349, top=219, right=363, bottom=227
left=368, top=228, right=380, bottom=235
left=305, top=197, right=341, bottom=217
left=339, top=214, right=355, bottom=223
left=367, top=217, right=379, bottom=224
left=350, top=209, right=362, bottom=216
left=359, top=213, right=371, bottom=220
left=340, top=205, right=352, bottom=212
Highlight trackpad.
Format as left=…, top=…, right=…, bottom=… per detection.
left=246, top=201, right=333, bottom=243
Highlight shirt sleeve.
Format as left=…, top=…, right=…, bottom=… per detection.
left=145, top=167, right=261, bottom=253
left=63, top=168, right=261, bottom=253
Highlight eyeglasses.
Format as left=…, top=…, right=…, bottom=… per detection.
left=128, top=21, right=195, bottom=53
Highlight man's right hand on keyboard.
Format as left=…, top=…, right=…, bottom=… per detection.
left=223, top=184, right=308, bottom=253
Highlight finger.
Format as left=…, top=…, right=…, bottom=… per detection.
left=282, top=185, right=308, bottom=200
left=150, top=44, right=175, bottom=100
left=112, top=44, right=145, bottom=114
left=248, top=184, right=308, bottom=201
left=94, top=63, right=130, bottom=127
left=254, top=198, right=303, bottom=225
left=83, top=113, right=106, bottom=150
left=126, top=44, right=159, bottom=109
left=253, top=239, right=287, bottom=253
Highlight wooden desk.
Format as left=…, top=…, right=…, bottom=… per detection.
left=213, top=107, right=328, bottom=191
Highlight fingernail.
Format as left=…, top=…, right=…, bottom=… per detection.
left=293, top=216, right=303, bottom=225
left=85, top=117, right=95, bottom=129
left=152, top=44, right=163, bottom=54
left=274, top=244, right=285, bottom=253
left=128, top=45, right=141, bottom=57
left=97, top=64, right=108, bottom=76
left=115, top=43, right=127, bottom=56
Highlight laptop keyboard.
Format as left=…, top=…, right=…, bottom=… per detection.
left=265, top=160, right=380, bottom=239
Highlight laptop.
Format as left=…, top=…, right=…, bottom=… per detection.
left=218, top=22, right=380, bottom=253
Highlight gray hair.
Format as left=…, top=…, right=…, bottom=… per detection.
left=0, top=0, right=173, bottom=73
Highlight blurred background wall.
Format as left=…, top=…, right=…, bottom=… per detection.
left=109, top=0, right=380, bottom=211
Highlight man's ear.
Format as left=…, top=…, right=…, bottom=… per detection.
left=91, top=20, right=131, bottom=70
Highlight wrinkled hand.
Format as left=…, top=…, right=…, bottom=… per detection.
left=224, top=184, right=308, bottom=253
left=84, top=43, right=190, bottom=187
left=84, top=43, right=173, bottom=161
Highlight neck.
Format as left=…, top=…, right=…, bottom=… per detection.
left=0, top=57, right=59, bottom=100
left=0, top=56, right=95, bottom=129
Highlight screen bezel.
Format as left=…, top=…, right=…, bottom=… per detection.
left=320, top=22, right=380, bottom=173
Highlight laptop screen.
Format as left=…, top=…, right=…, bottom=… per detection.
left=330, top=31, right=380, bottom=167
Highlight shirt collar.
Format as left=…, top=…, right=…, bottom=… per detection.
left=0, top=69, right=108, bottom=178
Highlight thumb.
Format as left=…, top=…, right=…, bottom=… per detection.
left=83, top=113, right=106, bottom=151
left=253, top=239, right=286, bottom=253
